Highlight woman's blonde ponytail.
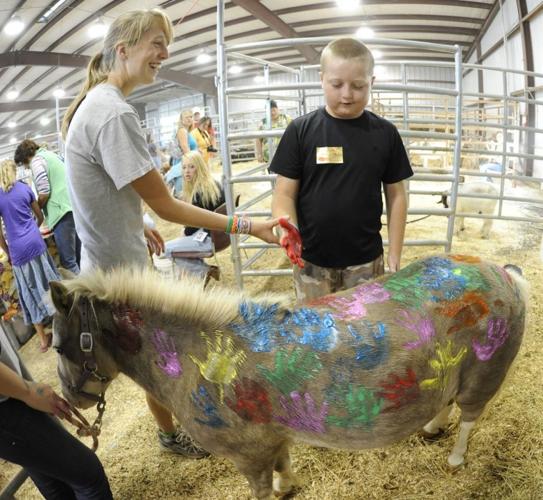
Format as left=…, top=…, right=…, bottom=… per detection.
left=61, top=53, right=107, bottom=139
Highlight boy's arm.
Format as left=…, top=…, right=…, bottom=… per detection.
left=272, top=175, right=300, bottom=229
left=384, top=180, right=408, bottom=272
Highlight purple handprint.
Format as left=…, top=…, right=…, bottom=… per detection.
left=275, top=391, right=328, bottom=433
left=472, top=317, right=509, bottom=361
left=152, top=328, right=182, bottom=378
left=331, top=283, right=391, bottom=321
left=395, top=309, right=436, bottom=350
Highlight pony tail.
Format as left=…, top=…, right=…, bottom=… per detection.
left=62, top=52, right=107, bottom=139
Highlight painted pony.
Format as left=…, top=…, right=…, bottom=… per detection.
left=51, top=255, right=528, bottom=500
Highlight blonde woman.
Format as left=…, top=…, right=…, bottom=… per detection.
left=0, top=160, right=60, bottom=353
left=163, top=151, right=224, bottom=260
left=176, top=109, right=198, bottom=157
left=61, top=8, right=291, bottom=459
left=190, top=115, right=214, bottom=164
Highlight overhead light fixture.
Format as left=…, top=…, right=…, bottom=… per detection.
left=356, top=27, right=375, bottom=39
left=4, top=16, right=24, bottom=36
left=372, top=49, right=383, bottom=60
left=196, top=51, right=211, bottom=64
left=40, top=117, right=51, bottom=126
left=336, top=0, right=360, bottom=10
left=9, top=137, right=17, bottom=145
left=254, top=75, right=265, bottom=83
left=38, top=0, right=70, bottom=23
left=87, top=19, right=108, bottom=39
left=6, top=88, right=19, bottom=100
left=7, top=121, right=17, bottom=129
left=229, top=65, right=243, bottom=75
left=53, top=87, right=65, bottom=98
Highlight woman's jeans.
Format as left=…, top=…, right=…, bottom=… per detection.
left=0, top=398, right=113, bottom=500
left=53, top=212, right=81, bottom=275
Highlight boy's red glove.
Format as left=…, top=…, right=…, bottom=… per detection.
left=278, top=217, right=304, bottom=268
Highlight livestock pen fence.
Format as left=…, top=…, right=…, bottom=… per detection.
left=215, top=0, right=543, bottom=290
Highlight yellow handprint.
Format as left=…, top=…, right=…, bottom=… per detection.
left=420, top=340, right=467, bottom=391
left=189, top=331, right=247, bottom=404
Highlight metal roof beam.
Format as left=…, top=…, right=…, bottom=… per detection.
left=0, top=98, right=72, bottom=113
left=0, top=51, right=216, bottom=95
left=231, top=0, right=320, bottom=64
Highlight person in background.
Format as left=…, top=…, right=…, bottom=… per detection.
left=61, top=8, right=289, bottom=460
left=163, top=151, right=225, bottom=281
left=190, top=116, right=216, bottom=165
left=165, top=109, right=198, bottom=197
left=192, top=107, right=201, bottom=128
left=0, top=159, right=61, bottom=352
left=255, top=100, right=292, bottom=164
left=14, top=140, right=81, bottom=275
left=270, top=38, right=412, bottom=301
left=0, top=332, right=113, bottom=499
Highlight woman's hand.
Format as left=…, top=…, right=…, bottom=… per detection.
left=249, top=217, right=287, bottom=244
left=144, top=226, right=165, bottom=256
left=278, top=218, right=304, bottom=268
left=23, top=381, right=72, bottom=419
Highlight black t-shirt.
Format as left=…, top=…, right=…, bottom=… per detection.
left=184, top=181, right=225, bottom=236
left=269, top=107, right=413, bottom=268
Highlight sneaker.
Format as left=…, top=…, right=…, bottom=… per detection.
left=158, top=428, right=210, bottom=459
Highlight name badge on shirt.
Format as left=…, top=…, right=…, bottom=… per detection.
left=316, top=147, right=343, bottom=164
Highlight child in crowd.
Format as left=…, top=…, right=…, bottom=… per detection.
left=0, top=159, right=61, bottom=352
left=271, top=38, right=413, bottom=301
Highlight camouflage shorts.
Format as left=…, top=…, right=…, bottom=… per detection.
left=293, top=254, right=385, bottom=302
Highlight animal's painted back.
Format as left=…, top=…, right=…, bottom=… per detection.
left=54, top=254, right=526, bottom=454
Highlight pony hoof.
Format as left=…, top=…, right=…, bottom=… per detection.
left=273, top=477, right=296, bottom=498
left=420, top=428, right=446, bottom=441
left=447, top=453, right=465, bottom=469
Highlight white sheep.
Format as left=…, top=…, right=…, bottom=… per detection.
left=441, top=181, right=499, bottom=238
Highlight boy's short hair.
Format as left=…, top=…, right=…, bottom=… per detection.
left=270, top=100, right=278, bottom=109
left=320, top=37, right=374, bottom=75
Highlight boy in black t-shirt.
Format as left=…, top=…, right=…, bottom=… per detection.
left=270, top=38, right=413, bottom=301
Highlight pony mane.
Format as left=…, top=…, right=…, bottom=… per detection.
left=61, top=267, right=289, bottom=328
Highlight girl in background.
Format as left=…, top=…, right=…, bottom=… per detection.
left=0, top=159, right=60, bottom=352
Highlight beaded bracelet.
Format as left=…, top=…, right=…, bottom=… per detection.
left=226, top=215, right=251, bottom=235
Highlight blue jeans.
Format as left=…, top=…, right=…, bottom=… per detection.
left=53, top=212, right=81, bottom=274
left=0, top=398, right=113, bottom=499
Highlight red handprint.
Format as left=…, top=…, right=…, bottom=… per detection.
left=279, top=217, right=304, bottom=268
left=225, top=377, right=272, bottom=424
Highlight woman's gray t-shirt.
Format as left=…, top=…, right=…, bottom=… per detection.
left=65, top=83, right=155, bottom=272
left=0, top=332, right=23, bottom=402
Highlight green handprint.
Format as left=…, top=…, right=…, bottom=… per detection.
left=257, top=347, right=322, bottom=395
left=190, top=330, right=246, bottom=403
left=327, top=384, right=384, bottom=428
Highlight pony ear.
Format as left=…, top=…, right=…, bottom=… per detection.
left=49, top=281, right=73, bottom=316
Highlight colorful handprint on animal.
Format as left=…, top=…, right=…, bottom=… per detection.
left=225, top=377, right=272, bottom=424
left=395, top=309, right=436, bottom=350
left=151, top=328, right=182, bottom=378
left=190, top=331, right=246, bottom=403
left=472, top=317, right=509, bottom=361
left=327, top=384, right=383, bottom=428
left=420, top=340, right=467, bottom=390
left=275, top=391, right=328, bottom=433
left=192, top=385, right=228, bottom=428
left=257, top=347, right=322, bottom=395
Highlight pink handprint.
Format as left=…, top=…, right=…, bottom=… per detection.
left=275, top=391, right=328, bottom=433
left=472, top=317, right=509, bottom=361
left=395, top=309, right=436, bottom=350
left=152, top=328, right=182, bottom=378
